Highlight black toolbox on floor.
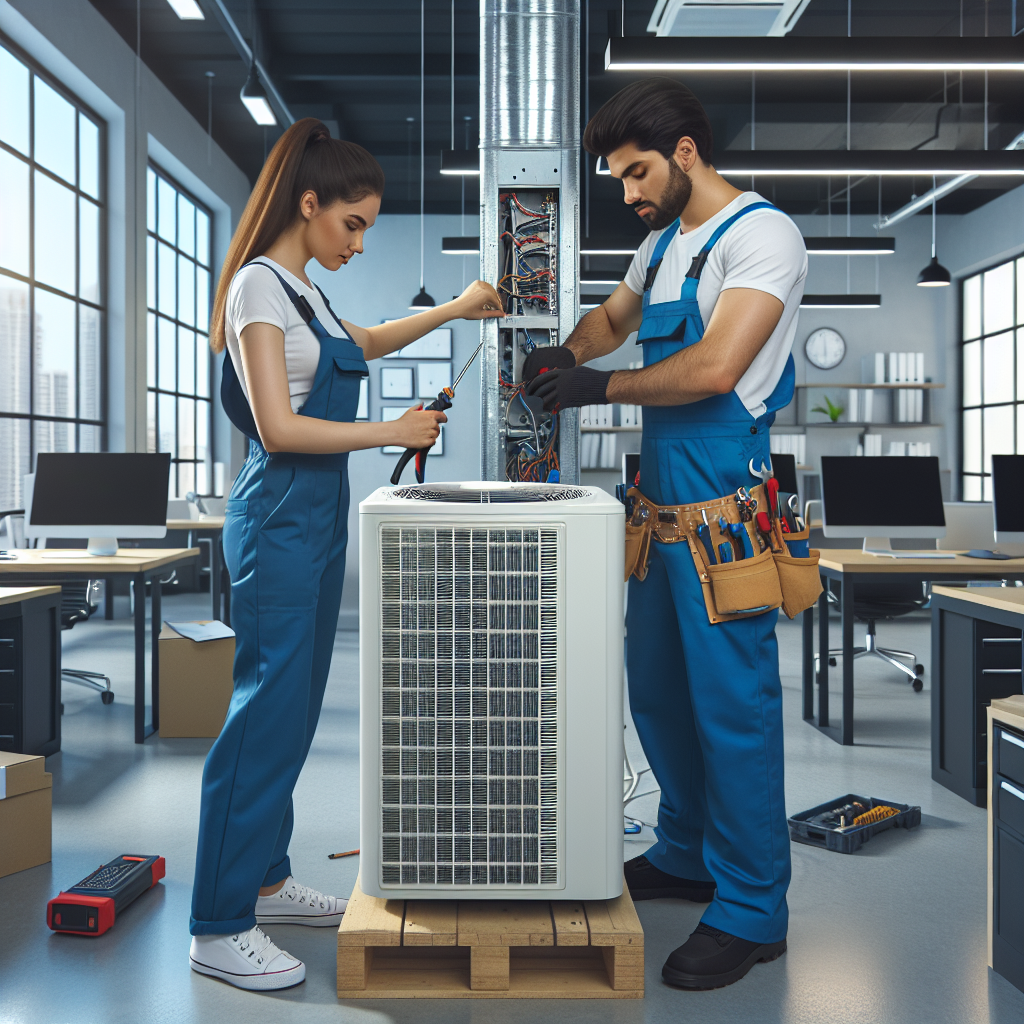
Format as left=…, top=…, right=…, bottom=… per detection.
left=788, top=794, right=921, bottom=854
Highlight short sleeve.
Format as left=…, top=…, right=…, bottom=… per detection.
left=715, top=212, right=807, bottom=303
left=623, top=230, right=662, bottom=296
left=227, top=263, right=292, bottom=338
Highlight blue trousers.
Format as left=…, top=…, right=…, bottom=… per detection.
left=626, top=428, right=791, bottom=944
left=190, top=450, right=349, bottom=935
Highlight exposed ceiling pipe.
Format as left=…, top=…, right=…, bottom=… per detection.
left=876, top=127, right=1024, bottom=229
left=208, top=0, right=294, bottom=126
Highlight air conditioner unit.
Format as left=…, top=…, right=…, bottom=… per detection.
left=359, top=482, right=624, bottom=901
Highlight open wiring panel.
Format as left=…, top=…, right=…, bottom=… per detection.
left=497, top=190, right=561, bottom=483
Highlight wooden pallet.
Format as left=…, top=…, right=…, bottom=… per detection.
left=337, top=876, right=643, bottom=999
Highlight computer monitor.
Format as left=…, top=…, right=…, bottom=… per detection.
left=769, top=452, right=798, bottom=495
left=991, top=454, right=1024, bottom=543
left=820, top=455, right=951, bottom=558
left=25, top=453, right=171, bottom=556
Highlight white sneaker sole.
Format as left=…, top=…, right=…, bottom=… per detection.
left=190, top=956, right=306, bottom=991
left=255, top=911, right=345, bottom=927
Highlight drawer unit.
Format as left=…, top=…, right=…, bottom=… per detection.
left=997, top=727, right=1024, bottom=788
left=997, top=778, right=1024, bottom=837
left=991, top=704, right=1024, bottom=997
left=0, top=592, right=61, bottom=757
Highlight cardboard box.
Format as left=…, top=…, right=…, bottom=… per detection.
left=0, top=751, right=52, bottom=878
left=158, top=623, right=235, bottom=738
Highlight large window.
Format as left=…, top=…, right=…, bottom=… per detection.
left=146, top=165, right=212, bottom=497
left=0, top=40, right=104, bottom=510
left=961, top=256, right=1024, bottom=500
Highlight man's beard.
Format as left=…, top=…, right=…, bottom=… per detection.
left=635, top=160, right=692, bottom=230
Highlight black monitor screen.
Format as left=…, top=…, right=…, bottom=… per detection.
left=770, top=453, right=798, bottom=495
left=992, top=454, right=1024, bottom=533
left=30, top=453, right=171, bottom=527
left=820, top=456, right=945, bottom=528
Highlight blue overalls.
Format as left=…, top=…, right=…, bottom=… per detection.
left=190, top=263, right=367, bottom=936
left=626, top=203, right=796, bottom=944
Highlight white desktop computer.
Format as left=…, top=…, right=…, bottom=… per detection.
left=820, top=455, right=954, bottom=559
left=24, top=453, right=171, bottom=556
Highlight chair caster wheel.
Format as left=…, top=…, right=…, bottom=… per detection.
left=915, top=664, right=925, bottom=676
left=828, top=657, right=837, bottom=667
left=912, top=679, right=924, bottom=693
left=101, top=691, right=114, bottom=705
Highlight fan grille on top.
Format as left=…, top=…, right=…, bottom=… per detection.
left=391, top=484, right=588, bottom=503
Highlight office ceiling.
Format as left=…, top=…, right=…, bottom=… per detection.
left=88, top=0, right=1024, bottom=228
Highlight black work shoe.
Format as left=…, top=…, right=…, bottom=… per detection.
left=662, top=922, right=787, bottom=990
left=624, top=855, right=717, bottom=902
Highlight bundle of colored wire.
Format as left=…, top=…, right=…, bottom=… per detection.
left=852, top=804, right=900, bottom=827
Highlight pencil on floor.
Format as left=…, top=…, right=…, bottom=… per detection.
left=328, top=849, right=360, bottom=860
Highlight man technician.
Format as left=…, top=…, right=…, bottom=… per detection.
left=524, top=78, right=807, bottom=991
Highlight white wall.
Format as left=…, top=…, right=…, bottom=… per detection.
left=308, top=214, right=482, bottom=628
left=0, top=0, right=250, bottom=468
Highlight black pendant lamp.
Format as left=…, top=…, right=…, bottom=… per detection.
left=409, top=0, right=435, bottom=311
left=917, top=180, right=951, bottom=287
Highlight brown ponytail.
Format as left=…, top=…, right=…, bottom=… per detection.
left=209, top=118, right=385, bottom=353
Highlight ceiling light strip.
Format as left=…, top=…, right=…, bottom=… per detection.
left=605, top=36, right=1024, bottom=73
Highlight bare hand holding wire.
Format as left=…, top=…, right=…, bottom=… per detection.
left=450, top=280, right=506, bottom=320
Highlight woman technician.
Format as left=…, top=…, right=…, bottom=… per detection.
left=189, top=118, right=503, bottom=992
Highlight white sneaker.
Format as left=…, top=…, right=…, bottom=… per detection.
left=255, top=876, right=347, bottom=927
left=189, top=926, right=305, bottom=991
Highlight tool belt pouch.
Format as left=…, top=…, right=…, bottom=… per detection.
left=698, top=543, right=783, bottom=622
left=624, top=519, right=652, bottom=583
left=771, top=527, right=823, bottom=619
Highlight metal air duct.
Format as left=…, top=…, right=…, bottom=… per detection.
left=480, top=0, right=581, bottom=483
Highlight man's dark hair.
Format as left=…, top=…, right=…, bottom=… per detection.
left=583, top=78, right=714, bottom=165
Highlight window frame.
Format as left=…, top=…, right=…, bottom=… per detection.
left=960, top=250, right=1023, bottom=501
left=145, top=162, right=214, bottom=498
left=0, top=30, right=107, bottom=479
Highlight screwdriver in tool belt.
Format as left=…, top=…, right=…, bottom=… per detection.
left=696, top=509, right=718, bottom=564
left=728, top=521, right=754, bottom=560
left=755, top=511, right=776, bottom=552
left=390, top=341, right=484, bottom=485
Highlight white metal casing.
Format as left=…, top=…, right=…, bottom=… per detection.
left=359, top=482, right=623, bottom=900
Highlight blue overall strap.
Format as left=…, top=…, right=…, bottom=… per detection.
left=642, top=219, right=681, bottom=300
left=684, top=201, right=778, bottom=283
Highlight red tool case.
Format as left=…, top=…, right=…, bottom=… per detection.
left=47, top=854, right=165, bottom=936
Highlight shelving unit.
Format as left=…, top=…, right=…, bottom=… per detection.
left=794, top=383, right=945, bottom=390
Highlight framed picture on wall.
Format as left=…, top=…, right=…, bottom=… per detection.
left=356, top=377, right=369, bottom=419
left=382, top=326, right=452, bottom=359
left=380, top=367, right=414, bottom=399
left=417, top=362, right=452, bottom=398
left=381, top=406, right=444, bottom=456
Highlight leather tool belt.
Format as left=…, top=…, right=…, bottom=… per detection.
left=625, top=485, right=822, bottom=624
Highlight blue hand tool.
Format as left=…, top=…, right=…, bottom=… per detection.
left=728, top=521, right=755, bottom=559
left=718, top=542, right=734, bottom=563
left=696, top=510, right=717, bottom=565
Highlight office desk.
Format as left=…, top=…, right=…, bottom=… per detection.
left=931, top=586, right=1024, bottom=805
left=0, top=586, right=61, bottom=756
left=803, top=551, right=1024, bottom=746
left=166, top=517, right=228, bottom=625
left=0, top=549, right=200, bottom=743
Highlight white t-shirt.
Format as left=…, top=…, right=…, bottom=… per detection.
left=623, top=192, right=807, bottom=417
left=225, top=256, right=348, bottom=413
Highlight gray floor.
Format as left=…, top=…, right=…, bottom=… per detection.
left=2, top=594, right=1024, bottom=1024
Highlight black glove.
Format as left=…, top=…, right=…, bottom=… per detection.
left=522, top=345, right=576, bottom=383
left=526, top=366, right=613, bottom=412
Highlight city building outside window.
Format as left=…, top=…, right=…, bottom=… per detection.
left=0, top=39, right=104, bottom=510
left=961, top=255, right=1024, bottom=500
left=146, top=164, right=213, bottom=498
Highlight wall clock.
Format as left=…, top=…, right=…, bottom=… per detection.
left=804, top=328, right=846, bottom=370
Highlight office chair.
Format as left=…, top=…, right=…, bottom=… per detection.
left=804, top=501, right=926, bottom=692
left=0, top=511, right=113, bottom=705
left=60, top=581, right=114, bottom=704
